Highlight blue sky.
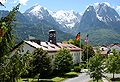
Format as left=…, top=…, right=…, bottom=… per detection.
left=0, top=0, right=120, bottom=14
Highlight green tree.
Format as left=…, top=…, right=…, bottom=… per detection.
left=1, top=50, right=32, bottom=82
left=0, top=4, right=32, bottom=82
left=31, top=48, right=52, bottom=78
left=0, top=4, right=20, bottom=59
left=82, top=45, right=95, bottom=61
left=105, top=49, right=120, bottom=79
left=0, top=4, right=21, bottom=82
left=54, top=48, right=73, bottom=74
left=68, top=39, right=84, bottom=48
left=88, top=53, right=104, bottom=82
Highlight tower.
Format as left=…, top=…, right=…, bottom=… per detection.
left=48, top=30, right=56, bottom=44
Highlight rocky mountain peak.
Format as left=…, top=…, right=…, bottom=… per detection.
left=96, top=3, right=120, bottom=22
left=24, top=4, right=50, bottom=19
left=51, top=10, right=82, bottom=28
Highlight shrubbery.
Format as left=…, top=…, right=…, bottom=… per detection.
left=73, top=66, right=81, bottom=73
left=54, top=48, right=73, bottom=74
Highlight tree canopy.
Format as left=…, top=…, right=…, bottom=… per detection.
left=30, top=48, right=52, bottom=78
left=88, top=52, right=104, bottom=82
left=54, top=48, right=73, bottom=73
left=105, top=49, right=120, bottom=79
left=82, top=45, right=95, bottom=61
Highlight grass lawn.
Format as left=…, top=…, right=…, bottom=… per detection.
left=89, top=79, right=103, bottom=82
left=18, top=72, right=79, bottom=82
left=105, top=77, right=120, bottom=82
left=64, top=72, right=78, bottom=78
left=52, top=77, right=65, bottom=82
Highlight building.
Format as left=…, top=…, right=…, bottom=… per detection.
left=11, top=30, right=82, bottom=64
left=109, top=43, right=120, bottom=52
left=93, top=46, right=110, bottom=57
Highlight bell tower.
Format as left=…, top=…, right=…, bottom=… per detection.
left=48, top=30, right=56, bottom=44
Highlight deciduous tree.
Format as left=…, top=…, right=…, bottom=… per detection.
left=105, top=49, right=120, bottom=79
left=88, top=52, right=104, bottom=82
left=82, top=45, right=95, bottom=61
left=31, top=48, right=52, bottom=78
left=54, top=48, right=73, bottom=74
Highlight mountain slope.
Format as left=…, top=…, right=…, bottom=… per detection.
left=0, top=10, right=74, bottom=43
left=73, top=3, right=120, bottom=45
left=0, top=3, right=120, bottom=45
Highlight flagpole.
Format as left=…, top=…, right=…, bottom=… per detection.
left=87, top=43, right=88, bottom=69
left=86, top=34, right=89, bottom=69
left=80, top=33, right=81, bottom=63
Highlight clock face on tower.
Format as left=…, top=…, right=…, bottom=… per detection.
left=54, top=34, right=56, bottom=37
left=50, top=33, right=53, bottom=37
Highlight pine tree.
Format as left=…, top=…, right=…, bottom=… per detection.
left=0, top=4, right=20, bottom=59
left=0, top=4, right=21, bottom=82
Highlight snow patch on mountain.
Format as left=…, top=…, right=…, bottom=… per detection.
left=95, top=3, right=120, bottom=22
left=51, top=10, right=82, bottom=28
left=24, top=4, right=50, bottom=19
left=96, top=14, right=102, bottom=21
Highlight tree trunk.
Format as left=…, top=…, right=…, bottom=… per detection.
left=113, top=72, right=115, bottom=79
left=97, top=79, right=98, bottom=82
left=0, top=28, right=5, bottom=37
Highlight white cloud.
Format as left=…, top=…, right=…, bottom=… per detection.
left=19, top=0, right=29, bottom=5
left=0, top=0, right=7, bottom=4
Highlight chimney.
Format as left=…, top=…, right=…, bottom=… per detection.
left=48, top=30, right=56, bottom=44
left=30, top=39, right=41, bottom=45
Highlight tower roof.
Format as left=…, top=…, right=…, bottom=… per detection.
left=49, top=29, right=55, bottom=32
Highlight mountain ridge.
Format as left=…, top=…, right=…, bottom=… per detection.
left=0, top=3, right=120, bottom=45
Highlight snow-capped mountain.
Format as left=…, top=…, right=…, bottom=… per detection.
left=24, top=4, right=57, bottom=25
left=24, top=4, right=49, bottom=19
left=74, top=3, right=120, bottom=45
left=51, top=10, right=82, bottom=28
left=1, top=2, right=120, bottom=45
left=75, top=5, right=107, bottom=33
left=96, top=3, right=120, bottom=22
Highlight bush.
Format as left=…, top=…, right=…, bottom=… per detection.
left=64, top=72, right=78, bottom=78
left=54, top=48, right=73, bottom=73
left=79, top=62, right=87, bottom=69
left=73, top=66, right=81, bottom=73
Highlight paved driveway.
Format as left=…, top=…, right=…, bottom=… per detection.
left=64, top=73, right=120, bottom=82
left=63, top=73, right=91, bottom=82
left=104, top=73, right=120, bottom=78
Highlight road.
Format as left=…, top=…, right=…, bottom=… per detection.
left=63, top=73, right=91, bottom=82
left=63, top=73, right=120, bottom=82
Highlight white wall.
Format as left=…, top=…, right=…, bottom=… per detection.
left=48, top=50, right=82, bottom=65
left=10, top=42, right=36, bottom=57
left=71, top=51, right=82, bottom=65
left=11, top=42, right=82, bottom=65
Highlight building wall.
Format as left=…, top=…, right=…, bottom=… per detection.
left=48, top=51, right=82, bottom=65
left=11, top=42, right=82, bottom=65
left=11, top=43, right=36, bottom=57
left=71, top=51, right=82, bottom=64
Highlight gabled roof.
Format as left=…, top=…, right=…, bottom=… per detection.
left=110, top=45, right=120, bottom=51
left=12, top=40, right=81, bottom=53
left=24, top=40, right=81, bottom=52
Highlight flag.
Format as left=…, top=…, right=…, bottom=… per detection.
left=85, top=34, right=89, bottom=44
left=0, top=2, right=6, bottom=8
left=76, top=32, right=80, bottom=41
